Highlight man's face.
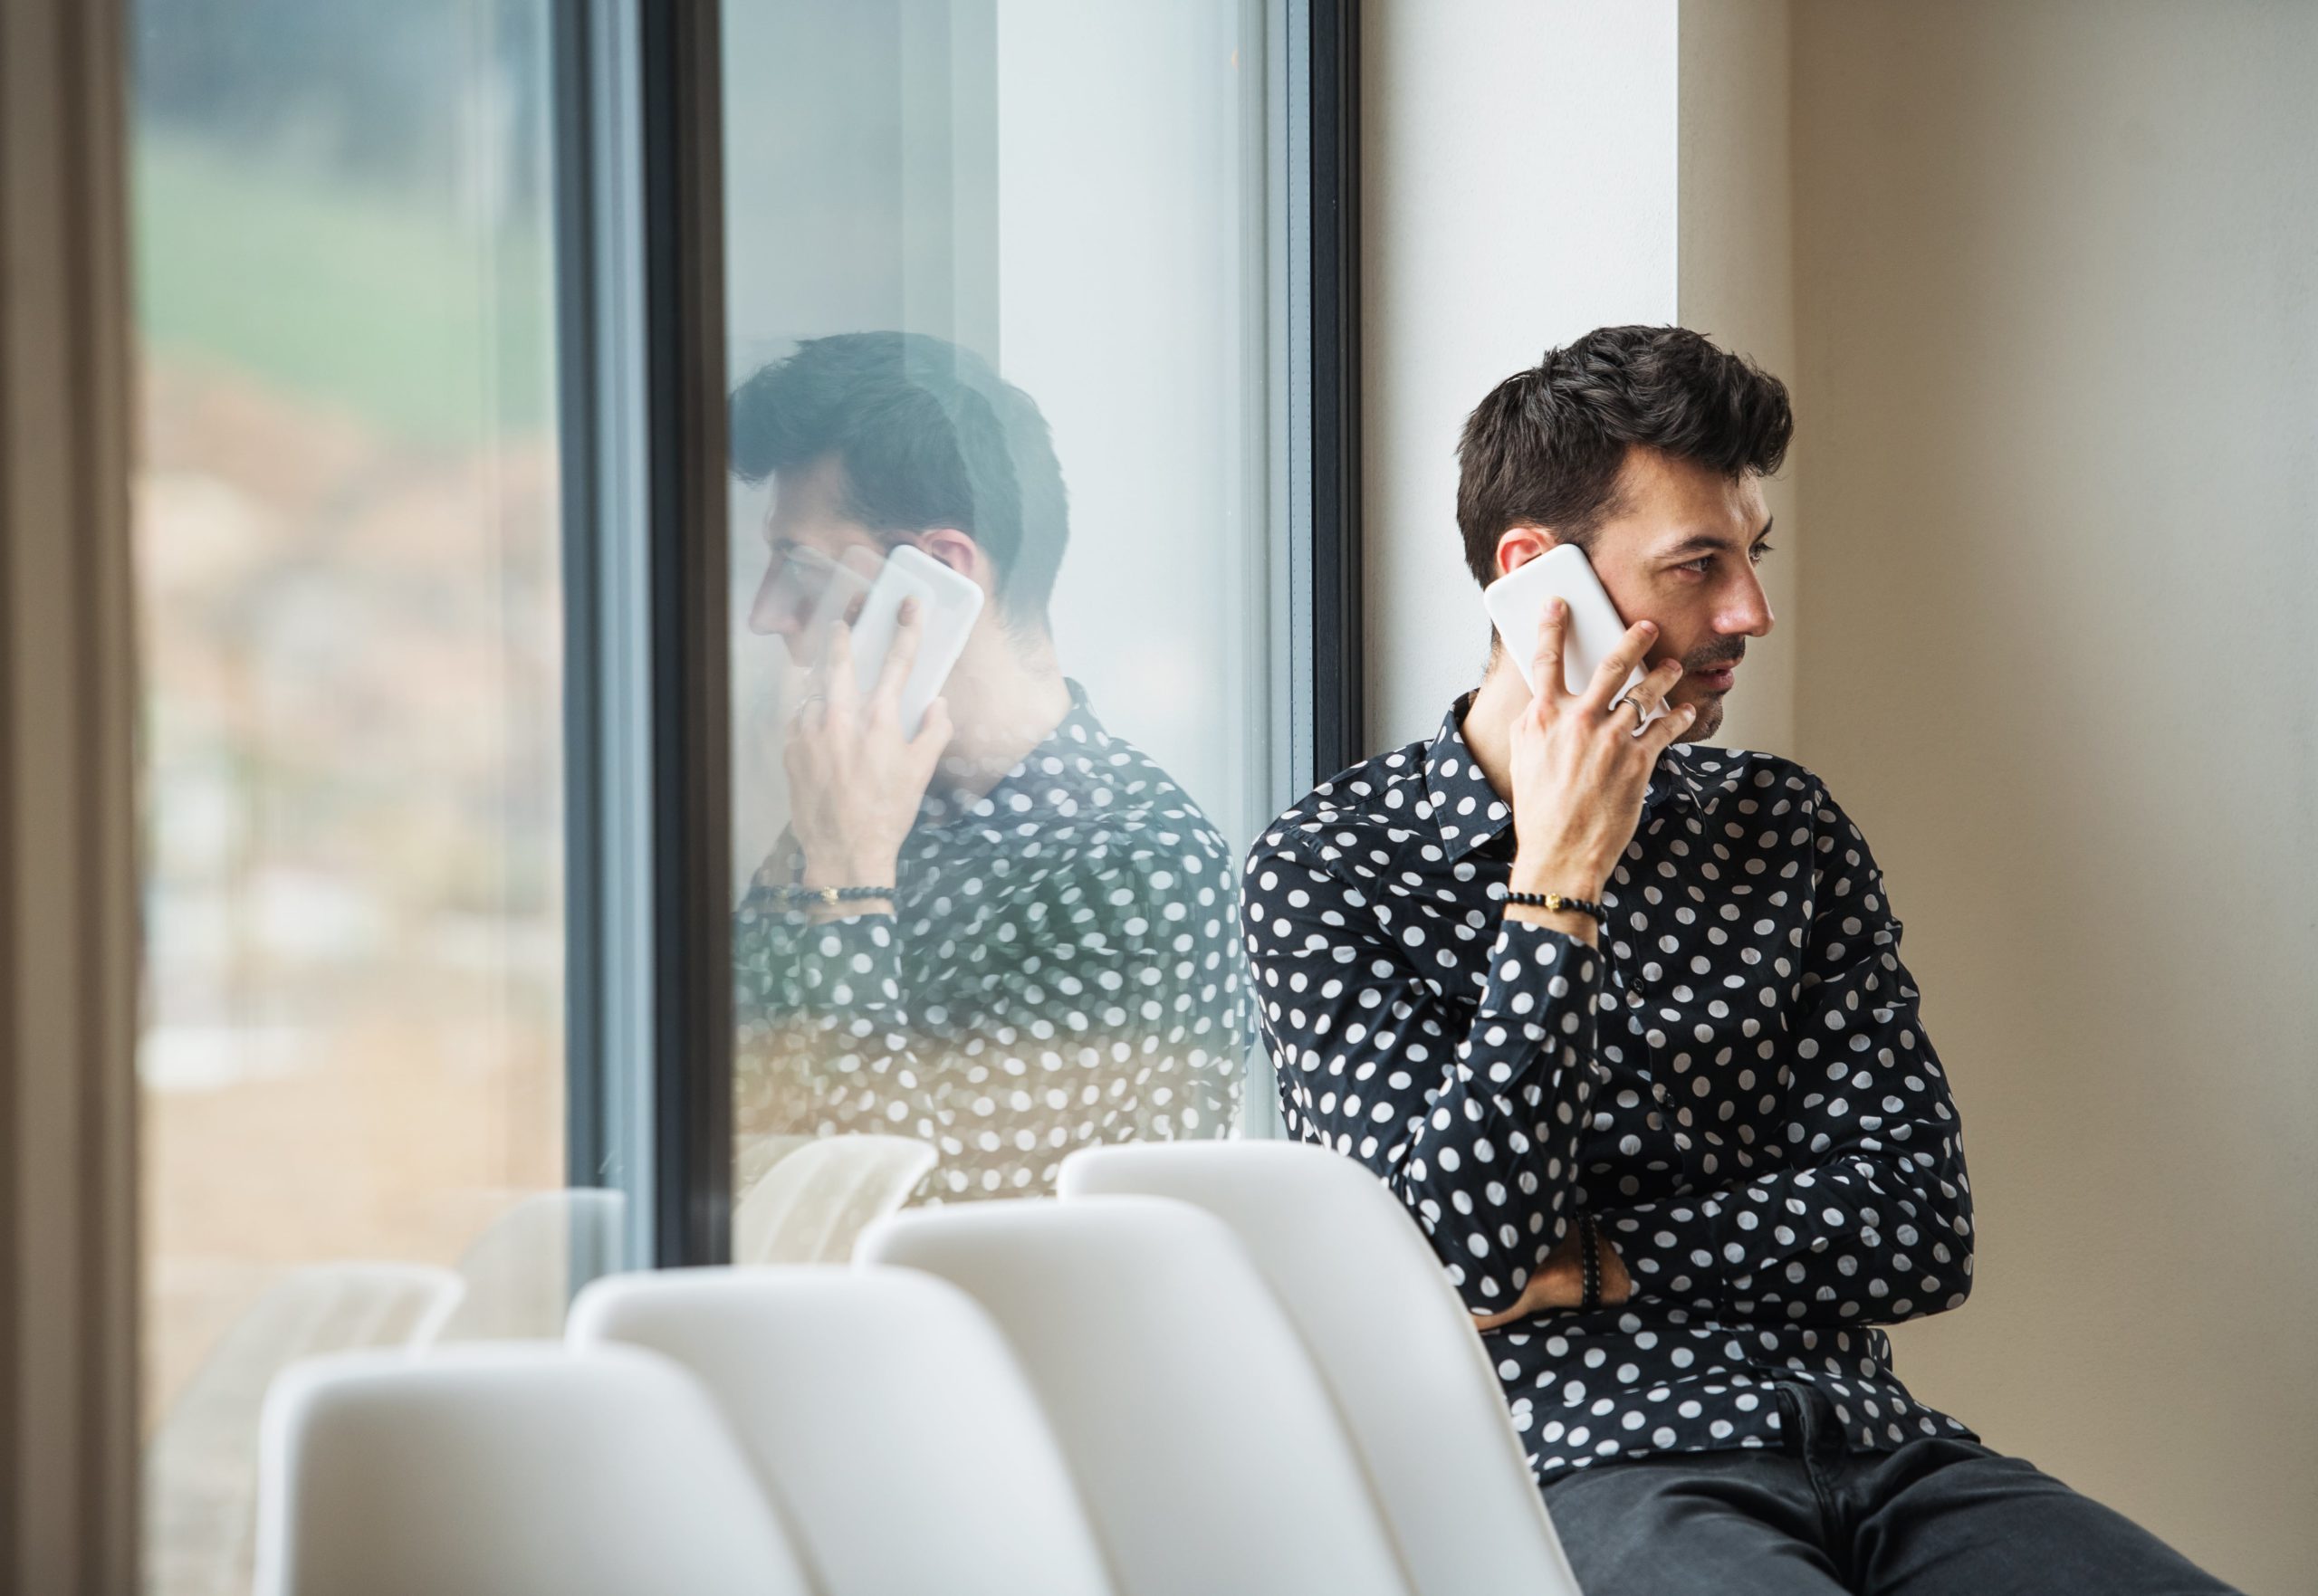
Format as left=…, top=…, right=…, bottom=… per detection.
left=1520, top=446, right=1776, bottom=742
left=749, top=455, right=891, bottom=664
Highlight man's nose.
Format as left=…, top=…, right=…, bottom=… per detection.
left=1726, top=567, right=1775, bottom=638
left=749, top=569, right=800, bottom=637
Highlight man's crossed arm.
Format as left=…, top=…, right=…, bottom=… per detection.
left=1241, top=787, right=1972, bottom=1333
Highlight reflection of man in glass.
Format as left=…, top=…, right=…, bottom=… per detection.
left=729, top=332, right=1245, bottom=1201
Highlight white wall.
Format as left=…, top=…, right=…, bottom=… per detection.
left=720, top=0, right=1279, bottom=882
left=1360, top=0, right=1678, bottom=753
left=996, top=0, right=1274, bottom=845
left=1789, top=5, right=2318, bottom=1587
left=1676, top=0, right=1797, bottom=758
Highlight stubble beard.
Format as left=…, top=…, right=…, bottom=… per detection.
left=1683, top=693, right=1725, bottom=742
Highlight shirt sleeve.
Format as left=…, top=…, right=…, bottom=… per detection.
left=1593, top=786, right=1974, bottom=1327
left=731, top=886, right=918, bottom=1147
left=1242, top=826, right=1609, bottom=1315
left=732, top=890, right=905, bottom=1036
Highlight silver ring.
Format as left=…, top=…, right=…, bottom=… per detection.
left=1621, top=694, right=1652, bottom=725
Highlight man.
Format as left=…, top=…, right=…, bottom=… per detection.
left=1241, top=326, right=2233, bottom=1592
left=729, top=331, right=1244, bottom=1204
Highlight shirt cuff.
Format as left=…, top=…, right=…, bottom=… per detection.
left=1474, top=918, right=1602, bottom=1022
left=734, top=905, right=905, bottom=1015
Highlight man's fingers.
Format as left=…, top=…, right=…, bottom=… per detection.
left=1619, top=657, right=1686, bottom=725
left=1528, top=599, right=1571, bottom=704
left=871, top=596, right=922, bottom=715
left=786, top=687, right=825, bottom=731
left=788, top=635, right=834, bottom=729
left=1471, top=1277, right=1546, bottom=1332
left=1471, top=1259, right=1559, bottom=1331
left=822, top=620, right=861, bottom=711
left=909, top=694, right=953, bottom=755
left=1640, top=700, right=1699, bottom=755
left=1582, top=619, right=1661, bottom=714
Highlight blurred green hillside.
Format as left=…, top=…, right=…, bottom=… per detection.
left=134, top=132, right=555, bottom=449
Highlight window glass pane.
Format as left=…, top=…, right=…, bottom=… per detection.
left=721, top=0, right=1278, bottom=1237
left=129, top=3, right=601, bottom=1588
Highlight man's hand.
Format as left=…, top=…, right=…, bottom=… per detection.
left=782, top=597, right=953, bottom=897
left=1505, top=600, right=1694, bottom=939
left=1470, top=1223, right=1633, bottom=1332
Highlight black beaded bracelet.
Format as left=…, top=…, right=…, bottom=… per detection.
left=1578, top=1213, right=1603, bottom=1313
left=771, top=884, right=896, bottom=909
left=1506, top=889, right=1607, bottom=924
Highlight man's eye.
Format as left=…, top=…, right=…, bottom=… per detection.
left=1678, top=541, right=1761, bottom=572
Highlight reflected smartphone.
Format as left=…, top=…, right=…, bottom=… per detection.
left=847, top=543, right=984, bottom=739
left=1481, top=544, right=1667, bottom=731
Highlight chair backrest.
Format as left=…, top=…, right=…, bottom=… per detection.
left=570, top=1266, right=1115, bottom=1596
left=144, top=1262, right=465, bottom=1596
left=733, top=1132, right=936, bottom=1264
left=1059, top=1141, right=1581, bottom=1596
left=437, top=1188, right=627, bottom=1340
left=858, top=1197, right=1414, bottom=1596
left=253, top=1343, right=814, bottom=1596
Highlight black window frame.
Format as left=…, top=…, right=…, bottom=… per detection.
left=555, top=0, right=1362, bottom=1268
left=1300, top=0, right=1365, bottom=787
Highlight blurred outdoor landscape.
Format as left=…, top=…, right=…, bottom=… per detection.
left=131, top=0, right=568, bottom=1431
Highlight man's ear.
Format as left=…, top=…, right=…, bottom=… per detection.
left=1493, top=524, right=1558, bottom=579
left=913, top=527, right=991, bottom=591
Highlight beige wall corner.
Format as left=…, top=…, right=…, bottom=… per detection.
left=1273, top=4, right=2313, bottom=1580
left=1789, top=3, right=2318, bottom=1588
left=0, top=0, right=142, bottom=1588
left=1360, top=0, right=1679, bottom=755
left=1677, top=0, right=1798, bottom=757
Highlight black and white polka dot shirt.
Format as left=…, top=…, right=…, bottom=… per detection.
left=1242, top=693, right=1977, bottom=1477
left=734, top=682, right=1246, bottom=1201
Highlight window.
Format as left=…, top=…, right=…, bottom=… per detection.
left=718, top=0, right=1302, bottom=1237
left=128, top=4, right=596, bottom=1590
left=126, top=0, right=1355, bottom=1574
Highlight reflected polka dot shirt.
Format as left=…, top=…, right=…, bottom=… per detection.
left=734, top=682, right=1246, bottom=1201
left=1242, top=693, right=1976, bottom=1476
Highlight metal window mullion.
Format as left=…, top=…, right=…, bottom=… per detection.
left=552, top=0, right=730, bottom=1271
left=1306, top=0, right=1364, bottom=779
left=1277, top=0, right=1363, bottom=792
left=1252, top=0, right=1361, bottom=1142
left=635, top=0, right=732, bottom=1269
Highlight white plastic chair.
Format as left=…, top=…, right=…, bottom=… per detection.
left=732, top=1132, right=936, bottom=1264
left=1060, top=1141, right=1583, bottom=1596
left=570, top=1266, right=1116, bottom=1596
left=858, top=1196, right=1415, bottom=1596
left=142, top=1262, right=464, bottom=1596
left=253, top=1343, right=814, bottom=1596
left=436, top=1187, right=628, bottom=1341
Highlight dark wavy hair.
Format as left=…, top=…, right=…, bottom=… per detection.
left=729, top=331, right=1069, bottom=627
left=1455, top=325, right=1792, bottom=586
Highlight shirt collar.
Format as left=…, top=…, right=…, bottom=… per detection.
left=1421, top=691, right=1710, bottom=861
left=915, top=678, right=1113, bottom=829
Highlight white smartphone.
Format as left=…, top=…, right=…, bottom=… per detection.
left=1481, top=543, right=1667, bottom=731
left=847, top=543, right=984, bottom=739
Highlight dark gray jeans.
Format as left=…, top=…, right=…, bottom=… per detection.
left=1537, top=1381, right=2239, bottom=1596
